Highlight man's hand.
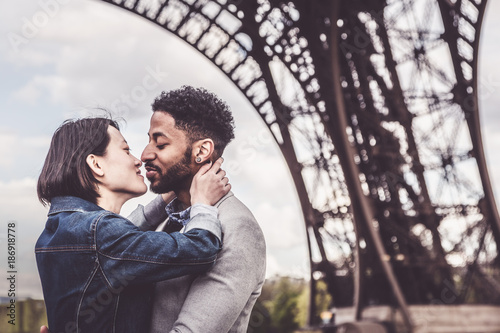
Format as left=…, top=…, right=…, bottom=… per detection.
left=40, top=325, right=49, bottom=333
left=190, top=157, right=230, bottom=206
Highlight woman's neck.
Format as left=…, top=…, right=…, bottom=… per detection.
left=96, top=190, right=129, bottom=214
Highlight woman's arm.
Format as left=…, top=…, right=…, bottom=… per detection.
left=95, top=211, right=222, bottom=287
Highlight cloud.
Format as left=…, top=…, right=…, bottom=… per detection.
left=254, top=201, right=306, bottom=249
left=265, top=251, right=310, bottom=279
left=480, top=127, right=500, bottom=199
left=0, top=178, right=47, bottom=222
left=0, top=178, right=47, bottom=298
left=265, top=255, right=285, bottom=278
left=0, top=133, right=16, bottom=168
left=13, top=74, right=68, bottom=104
left=0, top=132, right=51, bottom=182
left=11, top=1, right=242, bottom=123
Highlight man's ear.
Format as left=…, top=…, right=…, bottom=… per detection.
left=193, top=138, right=215, bottom=164
left=86, top=154, right=105, bottom=177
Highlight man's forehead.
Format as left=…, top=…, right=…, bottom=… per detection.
left=148, top=116, right=187, bottom=142
left=149, top=112, right=172, bottom=132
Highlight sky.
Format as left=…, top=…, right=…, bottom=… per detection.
left=1, top=0, right=500, bottom=300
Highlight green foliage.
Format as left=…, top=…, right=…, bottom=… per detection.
left=248, top=276, right=335, bottom=332
left=314, top=280, right=333, bottom=318
left=0, top=299, right=47, bottom=333
left=268, top=278, right=301, bottom=332
left=295, top=280, right=310, bottom=327
left=249, top=276, right=310, bottom=333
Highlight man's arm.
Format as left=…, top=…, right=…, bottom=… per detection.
left=127, top=193, right=173, bottom=231
left=169, top=206, right=266, bottom=333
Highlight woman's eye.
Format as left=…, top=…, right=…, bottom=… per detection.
left=157, top=144, right=167, bottom=149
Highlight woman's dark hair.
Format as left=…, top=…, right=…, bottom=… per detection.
left=37, top=117, right=119, bottom=206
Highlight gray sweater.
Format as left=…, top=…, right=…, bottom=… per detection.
left=130, top=192, right=266, bottom=333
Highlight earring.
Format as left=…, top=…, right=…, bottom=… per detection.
left=196, top=157, right=202, bottom=163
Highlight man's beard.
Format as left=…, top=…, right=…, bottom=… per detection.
left=149, top=147, right=192, bottom=194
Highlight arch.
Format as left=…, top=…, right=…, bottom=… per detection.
left=96, top=0, right=500, bottom=330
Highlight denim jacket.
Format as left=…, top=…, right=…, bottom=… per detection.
left=35, top=196, right=221, bottom=333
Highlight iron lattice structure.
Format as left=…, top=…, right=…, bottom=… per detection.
left=96, top=0, right=500, bottom=330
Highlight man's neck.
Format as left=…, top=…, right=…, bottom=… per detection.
left=173, top=174, right=196, bottom=209
left=174, top=190, right=191, bottom=210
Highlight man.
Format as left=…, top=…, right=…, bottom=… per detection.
left=137, top=86, right=266, bottom=332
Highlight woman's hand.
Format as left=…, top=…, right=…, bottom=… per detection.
left=190, top=157, right=230, bottom=206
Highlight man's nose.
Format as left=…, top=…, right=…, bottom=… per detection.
left=141, top=144, right=154, bottom=162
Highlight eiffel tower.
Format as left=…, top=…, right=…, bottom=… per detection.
left=96, top=0, right=500, bottom=331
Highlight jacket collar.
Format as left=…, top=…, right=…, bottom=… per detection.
left=48, top=196, right=104, bottom=216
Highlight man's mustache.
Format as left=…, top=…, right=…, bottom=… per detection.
left=144, top=162, right=161, bottom=173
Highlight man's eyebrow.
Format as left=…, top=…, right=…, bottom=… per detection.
left=148, top=132, right=168, bottom=139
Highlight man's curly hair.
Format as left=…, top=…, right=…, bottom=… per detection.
left=152, top=86, right=235, bottom=158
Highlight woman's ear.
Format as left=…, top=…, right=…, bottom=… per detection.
left=86, top=154, right=105, bottom=177
left=193, top=139, right=215, bottom=164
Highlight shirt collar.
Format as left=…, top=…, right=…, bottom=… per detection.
left=165, top=198, right=191, bottom=226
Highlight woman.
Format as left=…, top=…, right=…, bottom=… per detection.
left=35, top=117, right=229, bottom=332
